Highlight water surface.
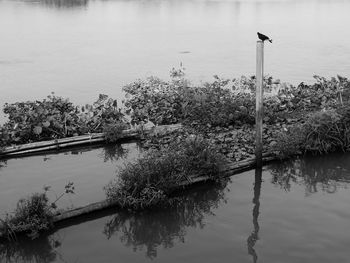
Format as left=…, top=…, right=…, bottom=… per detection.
left=1, top=152, right=350, bottom=262
left=1, top=0, right=350, bottom=123
left=0, top=142, right=140, bottom=213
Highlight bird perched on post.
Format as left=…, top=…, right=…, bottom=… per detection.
left=257, top=32, right=272, bottom=43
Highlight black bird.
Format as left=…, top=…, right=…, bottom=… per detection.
left=257, top=32, right=272, bottom=43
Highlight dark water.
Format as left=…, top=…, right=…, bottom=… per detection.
left=1, top=152, right=350, bottom=262
left=0, top=142, right=141, bottom=213
left=1, top=0, right=350, bottom=123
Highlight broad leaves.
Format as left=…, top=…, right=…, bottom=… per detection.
left=33, top=126, right=42, bottom=135
left=1, top=93, right=127, bottom=145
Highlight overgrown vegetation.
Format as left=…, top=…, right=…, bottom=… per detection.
left=103, top=121, right=129, bottom=143
left=0, top=183, right=74, bottom=241
left=1, top=67, right=350, bottom=159
left=123, top=69, right=350, bottom=129
left=104, top=135, right=224, bottom=209
left=273, top=103, right=350, bottom=158
left=0, top=93, right=127, bottom=147
left=122, top=70, right=350, bottom=160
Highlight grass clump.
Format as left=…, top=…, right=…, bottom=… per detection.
left=103, top=121, right=129, bottom=143
left=104, top=135, right=224, bottom=210
left=273, top=124, right=307, bottom=158
left=0, top=193, right=53, bottom=241
left=0, top=183, right=75, bottom=241
left=273, top=103, right=350, bottom=157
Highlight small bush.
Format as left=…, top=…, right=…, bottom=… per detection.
left=123, top=76, right=187, bottom=125
left=0, top=193, right=53, bottom=240
left=103, top=121, right=129, bottom=143
left=273, top=105, right=350, bottom=157
left=104, top=136, right=224, bottom=209
left=303, top=110, right=345, bottom=153
left=273, top=125, right=307, bottom=158
left=123, top=73, right=255, bottom=128
left=182, top=76, right=255, bottom=128
left=0, top=183, right=75, bottom=240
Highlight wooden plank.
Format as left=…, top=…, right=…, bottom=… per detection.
left=51, top=154, right=276, bottom=224
left=0, top=124, right=182, bottom=158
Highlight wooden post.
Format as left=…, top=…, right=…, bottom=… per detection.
left=255, top=41, right=264, bottom=167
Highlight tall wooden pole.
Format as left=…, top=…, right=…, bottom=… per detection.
left=255, top=41, right=264, bottom=168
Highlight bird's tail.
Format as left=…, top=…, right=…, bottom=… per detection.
left=269, top=39, right=273, bottom=43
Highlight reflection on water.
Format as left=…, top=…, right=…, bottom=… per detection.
left=103, top=180, right=230, bottom=259
left=98, top=144, right=129, bottom=163
left=0, top=142, right=139, bottom=213
left=2, top=153, right=350, bottom=262
left=2, top=0, right=350, bottom=124
left=247, top=167, right=262, bottom=263
left=0, top=234, right=61, bottom=263
left=269, top=153, right=350, bottom=195
left=0, top=160, right=7, bottom=170
left=23, top=0, right=88, bottom=8
left=65, top=143, right=130, bottom=162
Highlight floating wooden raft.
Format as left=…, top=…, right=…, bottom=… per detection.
left=0, top=124, right=183, bottom=158
left=53, top=154, right=275, bottom=224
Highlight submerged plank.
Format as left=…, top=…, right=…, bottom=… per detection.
left=52, top=154, right=275, bottom=224
left=0, top=124, right=182, bottom=158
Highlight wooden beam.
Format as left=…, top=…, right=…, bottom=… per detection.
left=255, top=41, right=264, bottom=167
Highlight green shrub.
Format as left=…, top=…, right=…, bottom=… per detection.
left=123, top=73, right=255, bottom=128
left=303, top=110, right=345, bottom=153
left=0, top=193, right=53, bottom=240
left=273, top=125, right=307, bottom=158
left=182, top=76, right=255, bottom=127
left=0, top=183, right=74, bottom=240
left=104, top=135, right=224, bottom=209
left=2, top=93, right=126, bottom=145
left=0, top=125, right=10, bottom=150
left=273, top=105, right=350, bottom=157
left=3, top=93, right=76, bottom=143
left=103, top=121, right=129, bottom=143
left=123, top=76, right=187, bottom=125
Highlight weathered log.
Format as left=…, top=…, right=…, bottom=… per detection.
left=53, top=200, right=115, bottom=223
left=0, top=153, right=277, bottom=241
left=0, top=124, right=182, bottom=158
left=51, top=154, right=276, bottom=224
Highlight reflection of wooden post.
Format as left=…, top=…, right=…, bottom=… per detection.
left=256, top=41, right=264, bottom=168
left=247, top=166, right=262, bottom=263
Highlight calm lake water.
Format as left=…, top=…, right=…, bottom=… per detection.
left=1, top=0, right=350, bottom=123
left=0, top=142, right=140, bottom=213
left=1, top=151, right=350, bottom=262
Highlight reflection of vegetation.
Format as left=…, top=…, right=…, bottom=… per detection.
left=0, top=160, right=7, bottom=170
left=103, top=180, right=230, bottom=259
left=99, top=144, right=128, bottom=163
left=24, top=0, right=89, bottom=8
left=0, top=234, right=61, bottom=263
left=269, top=153, right=350, bottom=195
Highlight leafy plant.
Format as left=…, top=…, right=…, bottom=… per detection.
left=2, top=93, right=126, bottom=145
left=123, top=76, right=186, bottom=125
left=182, top=76, right=255, bottom=128
left=103, top=121, right=129, bottom=143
